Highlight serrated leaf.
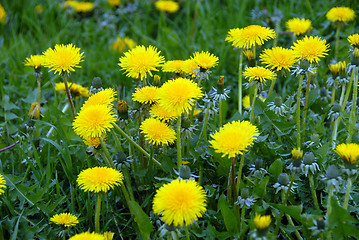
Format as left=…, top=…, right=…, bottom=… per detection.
left=218, top=194, right=238, bottom=233
left=270, top=203, right=303, bottom=222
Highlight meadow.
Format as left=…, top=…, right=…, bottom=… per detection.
left=1, top=0, right=359, bottom=239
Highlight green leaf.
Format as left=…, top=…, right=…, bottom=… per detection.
left=218, top=194, right=238, bottom=233
left=269, top=203, right=303, bottom=222
left=253, top=176, right=269, bottom=198
left=268, top=159, right=283, bottom=180
left=10, top=210, right=23, bottom=240
left=128, top=200, right=154, bottom=240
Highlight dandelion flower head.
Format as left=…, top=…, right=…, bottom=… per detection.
left=181, top=59, right=199, bottom=77
left=0, top=4, right=6, bottom=24
left=110, top=37, right=136, bottom=53
left=286, top=18, right=312, bottom=36
left=108, top=0, right=121, bottom=7
left=291, top=36, right=330, bottom=63
left=225, top=25, right=275, bottom=49
left=83, top=134, right=106, bottom=148
left=140, top=118, right=176, bottom=146
left=50, top=213, right=79, bottom=227
left=335, top=143, right=359, bottom=164
left=77, top=166, right=124, bottom=193
left=154, top=0, right=179, bottom=13
left=28, top=102, right=43, bottom=120
left=119, top=45, right=165, bottom=81
left=260, top=47, right=298, bottom=72
left=55, top=82, right=89, bottom=97
left=162, top=60, right=184, bottom=74
left=326, top=6, right=355, bottom=22
left=254, top=214, right=271, bottom=230
left=69, top=232, right=105, bottom=240
left=329, top=61, right=346, bottom=77
left=291, top=147, right=303, bottom=160
left=132, top=86, right=159, bottom=104
left=24, top=55, right=45, bottom=70
left=210, top=120, right=259, bottom=158
left=242, top=95, right=251, bottom=109
left=83, top=88, right=116, bottom=109
left=43, top=43, right=84, bottom=75
left=73, top=104, right=116, bottom=139
left=348, top=34, right=359, bottom=48
left=191, top=51, right=219, bottom=70
left=0, top=174, right=6, bottom=195
left=64, top=1, right=95, bottom=13
left=150, top=103, right=178, bottom=121
left=243, top=66, right=276, bottom=83
left=158, top=77, right=203, bottom=116
left=153, top=179, right=207, bottom=226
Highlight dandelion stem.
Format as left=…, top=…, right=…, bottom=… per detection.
left=177, top=116, right=182, bottom=169
left=335, top=24, right=341, bottom=58
left=250, top=84, right=258, bottom=123
left=343, top=177, right=352, bottom=210
left=95, top=193, right=101, bottom=233
left=309, top=175, right=320, bottom=210
left=100, top=136, right=115, bottom=168
left=301, top=72, right=311, bottom=140
left=120, top=183, right=131, bottom=207
left=36, top=77, right=42, bottom=104
left=122, top=166, right=135, bottom=201
left=331, top=82, right=348, bottom=149
left=347, top=66, right=358, bottom=143
left=236, top=154, right=245, bottom=196
left=62, top=74, right=76, bottom=118
left=219, top=98, right=223, bottom=127
left=296, top=75, right=304, bottom=149
left=227, top=156, right=237, bottom=203
left=113, top=124, right=162, bottom=169
left=268, top=78, right=276, bottom=96
left=111, top=128, right=123, bottom=152
left=325, top=184, right=334, bottom=239
left=238, top=51, right=243, bottom=115
left=185, top=225, right=191, bottom=240
left=195, top=103, right=210, bottom=149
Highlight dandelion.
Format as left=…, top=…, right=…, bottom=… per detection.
left=348, top=34, right=359, bottom=48
left=55, top=82, right=89, bottom=97
left=103, top=232, right=115, bottom=240
left=191, top=51, right=219, bottom=70
left=119, top=45, right=165, bottom=81
left=260, top=47, right=298, bottom=72
left=0, top=174, right=6, bottom=195
left=24, top=55, right=45, bottom=70
left=0, top=4, right=6, bottom=24
left=242, top=95, right=251, bottom=109
left=243, top=66, right=276, bottom=84
left=225, top=25, right=275, bottom=49
left=77, top=166, right=124, bottom=193
left=154, top=0, right=179, bottom=13
left=132, top=86, right=159, bottom=104
left=181, top=59, right=199, bottom=77
left=140, top=118, right=176, bottom=146
left=157, top=77, right=203, bottom=115
left=153, top=179, right=207, bottom=226
left=43, top=43, right=84, bottom=75
left=292, top=147, right=303, bottom=161
left=209, top=120, right=259, bottom=158
left=286, top=18, right=312, bottom=36
left=72, top=105, right=117, bottom=139
left=107, top=0, right=121, bottom=7
left=68, top=232, right=105, bottom=240
left=291, top=36, right=330, bottom=64
left=335, top=143, right=359, bottom=165
left=28, top=102, right=43, bottom=120
left=326, top=6, right=355, bottom=22
left=50, top=213, right=79, bottom=227
left=162, top=60, right=184, bottom=74
left=82, top=88, right=116, bottom=108
left=329, top=61, right=347, bottom=78
left=64, top=1, right=95, bottom=13
left=150, top=103, right=178, bottom=121
left=83, top=135, right=105, bottom=148
left=110, top=37, right=136, bottom=53
left=254, top=214, right=271, bottom=231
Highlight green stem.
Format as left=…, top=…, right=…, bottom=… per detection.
left=120, top=183, right=131, bottom=207
left=331, top=83, right=347, bottom=149
left=177, top=116, right=182, bottom=169
left=185, top=225, right=191, bottom=240
left=343, top=177, right=352, bottom=210
left=37, top=77, right=41, bottom=104
left=326, top=185, right=334, bottom=239
left=111, top=128, right=123, bottom=152
left=235, top=154, right=245, bottom=196
left=335, top=25, right=341, bottom=58
left=198, top=164, right=203, bottom=185
left=195, top=103, right=210, bottom=149
left=219, top=98, right=223, bottom=127
left=122, top=167, right=135, bottom=201
left=113, top=124, right=162, bottom=169
left=238, top=51, right=243, bottom=115
left=301, top=72, right=311, bottom=140
left=100, top=136, right=115, bottom=168
left=347, top=67, right=358, bottom=143
left=62, top=74, right=76, bottom=118
left=250, top=84, right=258, bottom=123
left=296, top=75, right=304, bottom=149
left=95, top=193, right=101, bottom=233
left=305, top=0, right=314, bottom=17
left=227, top=156, right=237, bottom=203
left=268, top=78, right=276, bottom=96
left=309, top=175, right=320, bottom=210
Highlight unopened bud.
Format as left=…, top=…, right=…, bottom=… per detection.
left=179, top=165, right=191, bottom=179
left=278, top=173, right=289, bottom=186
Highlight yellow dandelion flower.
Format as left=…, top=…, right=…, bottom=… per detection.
left=103, top=232, right=115, bottom=240
left=24, top=55, right=45, bottom=70
left=286, top=18, right=312, bottom=36
left=326, top=6, right=355, bottom=22
left=110, top=37, right=137, bottom=53
left=243, top=66, right=276, bottom=83
left=242, top=95, right=251, bottom=109
left=154, top=0, right=179, bottom=13
left=243, top=49, right=254, bottom=60
left=162, top=60, right=184, bottom=74
left=82, top=88, right=116, bottom=109
left=140, top=118, right=176, bottom=146
left=254, top=214, right=271, bottom=231
left=55, top=82, right=89, bottom=97
left=0, top=4, right=6, bottom=24
left=77, top=166, right=124, bottom=193
left=0, top=174, right=6, bottom=195
left=329, top=61, right=346, bottom=77
left=348, top=34, right=359, bottom=48
left=73, top=105, right=117, bottom=139
left=69, top=232, right=105, bottom=240
left=158, top=77, right=203, bottom=116
left=291, top=36, right=330, bottom=63
left=181, top=59, right=199, bottom=77
left=107, top=0, right=121, bottom=7
left=153, top=179, right=207, bottom=226
left=291, top=147, right=303, bottom=161
left=119, top=45, right=165, bottom=81
left=28, top=102, right=43, bottom=120
left=83, top=134, right=106, bottom=148
left=50, top=213, right=79, bottom=227
left=193, top=108, right=202, bottom=118
left=35, top=4, right=44, bottom=15
left=335, top=143, right=359, bottom=164
left=43, top=43, right=84, bottom=75
left=150, top=103, right=178, bottom=121
left=64, top=1, right=94, bottom=13
left=210, top=120, right=259, bottom=158
left=132, top=86, right=159, bottom=104
left=226, top=25, right=275, bottom=49
left=191, top=51, right=219, bottom=70
left=260, top=47, right=298, bottom=72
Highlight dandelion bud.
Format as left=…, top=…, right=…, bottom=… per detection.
left=179, top=165, right=191, bottom=179
left=28, top=102, right=42, bottom=120
left=274, top=96, right=282, bottom=107
left=153, top=74, right=161, bottom=86
left=254, top=214, right=271, bottom=236
left=303, top=152, right=315, bottom=165
left=255, top=158, right=263, bottom=170
left=291, top=148, right=303, bottom=161
left=117, top=100, right=129, bottom=120
left=326, top=165, right=340, bottom=179
left=278, top=173, right=289, bottom=186
left=298, top=59, right=310, bottom=72
left=217, top=75, right=225, bottom=94
left=351, top=48, right=359, bottom=66
left=316, top=218, right=325, bottom=230
left=164, top=223, right=176, bottom=232
left=89, top=77, right=103, bottom=95
left=332, top=103, right=341, bottom=113
left=115, top=151, right=127, bottom=163
left=240, top=188, right=250, bottom=199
